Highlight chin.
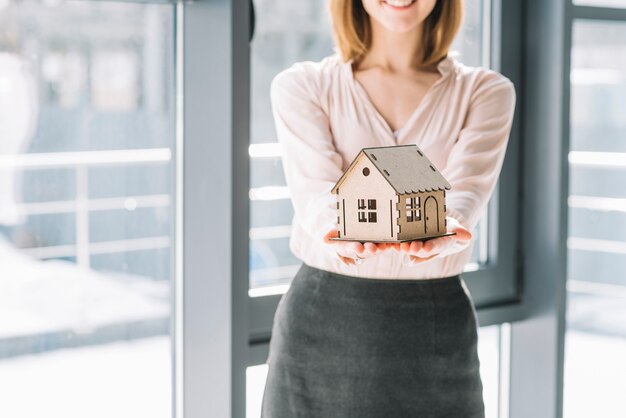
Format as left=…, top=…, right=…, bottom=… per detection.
left=377, top=17, right=422, bottom=34
left=382, top=22, right=421, bottom=33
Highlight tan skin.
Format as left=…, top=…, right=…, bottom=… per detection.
left=325, top=0, right=472, bottom=265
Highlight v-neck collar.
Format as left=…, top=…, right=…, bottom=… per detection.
left=344, top=54, right=456, bottom=144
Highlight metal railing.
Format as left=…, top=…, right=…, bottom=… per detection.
left=568, top=150, right=626, bottom=297
left=1, top=148, right=172, bottom=268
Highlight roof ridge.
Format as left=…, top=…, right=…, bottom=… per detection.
left=361, top=144, right=416, bottom=151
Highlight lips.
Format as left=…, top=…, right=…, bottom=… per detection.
left=383, top=0, right=417, bottom=9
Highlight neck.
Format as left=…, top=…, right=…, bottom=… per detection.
left=359, top=18, right=427, bottom=72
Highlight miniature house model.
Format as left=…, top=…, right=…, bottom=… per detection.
left=330, top=144, right=454, bottom=243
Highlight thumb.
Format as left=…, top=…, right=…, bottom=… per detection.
left=453, top=227, right=472, bottom=241
left=323, top=229, right=339, bottom=243
left=446, top=217, right=472, bottom=241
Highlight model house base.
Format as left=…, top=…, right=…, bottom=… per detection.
left=329, top=231, right=457, bottom=244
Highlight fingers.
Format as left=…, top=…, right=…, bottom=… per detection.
left=335, top=241, right=380, bottom=265
left=421, top=238, right=435, bottom=253
left=409, top=240, right=423, bottom=255
left=327, top=225, right=470, bottom=266
left=332, top=241, right=367, bottom=260
left=453, top=227, right=472, bottom=241
left=347, top=241, right=387, bottom=258
left=338, top=254, right=356, bottom=265
left=375, top=243, right=390, bottom=252
left=352, top=241, right=365, bottom=256
left=446, top=217, right=473, bottom=242
left=328, top=232, right=454, bottom=265
left=363, top=242, right=378, bottom=255
left=323, top=229, right=339, bottom=244
left=399, top=235, right=456, bottom=261
left=401, top=240, right=427, bottom=255
left=324, top=229, right=399, bottom=263
left=423, top=236, right=451, bottom=253
left=408, top=254, right=438, bottom=264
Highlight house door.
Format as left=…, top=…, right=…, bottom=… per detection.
left=423, top=196, right=440, bottom=235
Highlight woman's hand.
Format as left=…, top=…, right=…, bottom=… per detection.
left=399, top=217, right=473, bottom=264
left=323, top=229, right=392, bottom=265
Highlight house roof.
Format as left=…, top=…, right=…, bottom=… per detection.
left=331, top=144, right=451, bottom=194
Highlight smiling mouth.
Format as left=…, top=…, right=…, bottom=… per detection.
left=382, top=0, right=417, bottom=9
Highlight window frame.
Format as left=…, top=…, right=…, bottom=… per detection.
left=178, top=0, right=250, bottom=416
left=405, top=196, right=421, bottom=222
left=357, top=198, right=377, bottom=222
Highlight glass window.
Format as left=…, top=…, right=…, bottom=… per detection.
left=0, top=1, right=175, bottom=416
left=357, top=198, right=377, bottom=223
left=249, top=0, right=488, bottom=290
left=564, top=19, right=626, bottom=418
left=405, top=196, right=421, bottom=222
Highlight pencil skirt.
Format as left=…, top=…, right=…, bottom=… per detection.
left=260, top=263, right=484, bottom=418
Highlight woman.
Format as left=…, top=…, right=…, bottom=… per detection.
left=262, top=0, right=516, bottom=416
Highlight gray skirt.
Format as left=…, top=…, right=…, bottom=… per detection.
left=261, top=263, right=484, bottom=418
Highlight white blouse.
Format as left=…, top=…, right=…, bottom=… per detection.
left=270, top=51, right=516, bottom=279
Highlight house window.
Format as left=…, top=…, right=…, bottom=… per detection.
left=405, top=196, right=420, bottom=222
left=358, top=198, right=377, bottom=223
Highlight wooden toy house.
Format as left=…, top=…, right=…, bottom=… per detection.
left=330, top=145, right=455, bottom=243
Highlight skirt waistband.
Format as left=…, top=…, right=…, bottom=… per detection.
left=295, top=263, right=465, bottom=300
left=300, top=262, right=461, bottom=283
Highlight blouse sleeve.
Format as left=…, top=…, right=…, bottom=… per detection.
left=438, top=72, right=517, bottom=256
left=269, top=65, right=344, bottom=248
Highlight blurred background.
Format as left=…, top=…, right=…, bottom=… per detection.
left=0, top=0, right=625, bottom=417
left=0, top=1, right=174, bottom=416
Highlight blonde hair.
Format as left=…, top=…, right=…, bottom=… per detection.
left=328, top=0, right=463, bottom=68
